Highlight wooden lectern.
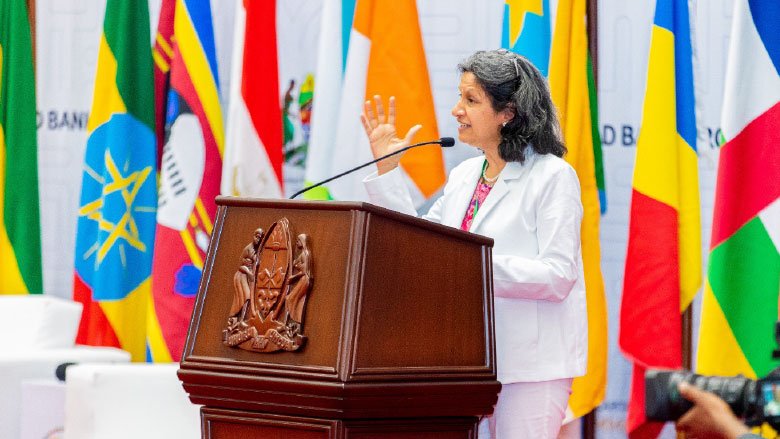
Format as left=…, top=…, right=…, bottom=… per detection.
left=179, top=197, right=500, bottom=438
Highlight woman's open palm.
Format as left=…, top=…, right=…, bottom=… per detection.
left=360, top=95, right=421, bottom=174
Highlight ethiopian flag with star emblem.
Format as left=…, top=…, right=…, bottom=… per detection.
left=73, top=0, right=157, bottom=362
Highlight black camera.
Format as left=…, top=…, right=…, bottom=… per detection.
left=645, top=322, right=780, bottom=430
left=645, top=369, right=780, bottom=428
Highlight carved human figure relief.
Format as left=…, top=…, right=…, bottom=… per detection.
left=222, top=218, right=313, bottom=353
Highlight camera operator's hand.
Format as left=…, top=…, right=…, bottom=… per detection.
left=675, top=382, right=752, bottom=439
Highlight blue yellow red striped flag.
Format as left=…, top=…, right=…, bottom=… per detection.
left=619, top=0, right=701, bottom=435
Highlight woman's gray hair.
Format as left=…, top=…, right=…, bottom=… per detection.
left=457, top=49, right=566, bottom=163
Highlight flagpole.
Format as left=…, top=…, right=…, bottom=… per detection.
left=27, top=0, right=35, bottom=64
left=587, top=0, right=597, bottom=87
left=584, top=0, right=598, bottom=437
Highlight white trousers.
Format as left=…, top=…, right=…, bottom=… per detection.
left=478, top=378, right=573, bottom=439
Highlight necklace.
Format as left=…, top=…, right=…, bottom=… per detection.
left=481, top=163, right=499, bottom=184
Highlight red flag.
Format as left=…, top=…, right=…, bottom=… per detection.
left=221, top=0, right=284, bottom=197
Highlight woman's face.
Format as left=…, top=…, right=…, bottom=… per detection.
left=451, top=72, right=510, bottom=151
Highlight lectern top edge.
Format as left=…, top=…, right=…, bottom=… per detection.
left=215, top=196, right=494, bottom=247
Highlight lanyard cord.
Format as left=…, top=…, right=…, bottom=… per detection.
left=473, top=160, right=491, bottom=218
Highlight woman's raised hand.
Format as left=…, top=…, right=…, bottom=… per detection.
left=360, top=95, right=422, bottom=175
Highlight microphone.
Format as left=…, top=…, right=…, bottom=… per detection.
left=289, top=137, right=455, bottom=199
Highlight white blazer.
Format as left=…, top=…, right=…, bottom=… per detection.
left=364, top=153, right=588, bottom=383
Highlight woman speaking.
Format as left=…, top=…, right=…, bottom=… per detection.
left=360, top=49, right=588, bottom=438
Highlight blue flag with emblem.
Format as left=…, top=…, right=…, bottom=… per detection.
left=73, top=0, right=157, bottom=362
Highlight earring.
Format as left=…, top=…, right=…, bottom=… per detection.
left=502, top=121, right=508, bottom=127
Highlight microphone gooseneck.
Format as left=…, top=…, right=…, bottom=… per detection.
left=289, top=137, right=455, bottom=199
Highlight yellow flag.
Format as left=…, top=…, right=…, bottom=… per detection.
left=549, top=0, right=608, bottom=420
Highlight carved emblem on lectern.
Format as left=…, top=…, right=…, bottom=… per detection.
left=222, top=218, right=313, bottom=352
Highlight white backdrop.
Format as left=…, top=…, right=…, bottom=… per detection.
left=35, top=1, right=734, bottom=436
left=36, top=0, right=103, bottom=303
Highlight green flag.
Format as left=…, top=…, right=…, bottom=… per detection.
left=0, top=0, right=42, bottom=295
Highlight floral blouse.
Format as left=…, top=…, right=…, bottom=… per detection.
left=460, top=177, right=494, bottom=231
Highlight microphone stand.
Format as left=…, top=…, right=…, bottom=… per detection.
left=289, top=138, right=453, bottom=200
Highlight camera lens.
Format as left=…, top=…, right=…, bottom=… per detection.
left=645, top=370, right=694, bottom=421
left=645, top=370, right=755, bottom=422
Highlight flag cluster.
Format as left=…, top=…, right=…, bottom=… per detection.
left=17, top=7, right=773, bottom=438
left=72, top=0, right=447, bottom=363
left=305, top=0, right=445, bottom=202
left=68, top=3, right=609, bottom=414
left=74, top=0, right=224, bottom=362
